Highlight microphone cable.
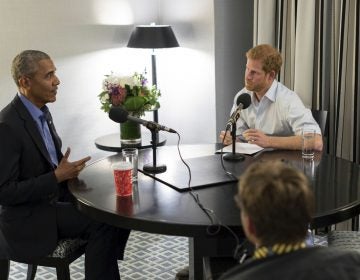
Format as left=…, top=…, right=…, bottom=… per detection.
left=219, top=128, right=237, bottom=179
left=174, top=132, right=242, bottom=261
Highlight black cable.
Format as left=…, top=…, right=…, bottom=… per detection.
left=220, top=128, right=236, bottom=178
left=175, top=131, right=241, bottom=260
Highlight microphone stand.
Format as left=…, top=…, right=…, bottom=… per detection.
left=223, top=121, right=245, bottom=161
left=143, top=127, right=167, bottom=174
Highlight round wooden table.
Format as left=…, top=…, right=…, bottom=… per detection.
left=69, top=144, right=360, bottom=279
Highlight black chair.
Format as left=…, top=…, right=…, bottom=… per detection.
left=311, top=109, right=328, bottom=137
left=203, top=256, right=239, bottom=280
left=311, top=111, right=359, bottom=232
left=0, top=238, right=86, bottom=280
left=311, top=109, right=329, bottom=155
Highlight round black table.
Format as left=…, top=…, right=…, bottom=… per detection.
left=94, top=131, right=167, bottom=152
left=69, top=144, right=360, bottom=279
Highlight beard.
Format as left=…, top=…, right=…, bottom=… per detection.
left=245, top=80, right=267, bottom=93
left=245, top=81, right=255, bottom=91
left=245, top=81, right=259, bottom=92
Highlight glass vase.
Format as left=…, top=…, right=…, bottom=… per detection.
left=120, top=120, right=141, bottom=145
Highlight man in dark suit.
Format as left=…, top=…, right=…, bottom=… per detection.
left=0, top=50, right=129, bottom=279
left=219, top=160, right=360, bottom=280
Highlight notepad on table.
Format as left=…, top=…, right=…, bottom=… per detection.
left=217, top=142, right=265, bottom=155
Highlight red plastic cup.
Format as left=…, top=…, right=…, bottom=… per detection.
left=116, top=195, right=134, bottom=216
left=112, top=162, right=133, bottom=196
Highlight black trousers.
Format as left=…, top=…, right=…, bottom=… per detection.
left=56, top=202, right=130, bottom=280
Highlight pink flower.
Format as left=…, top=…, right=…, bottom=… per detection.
left=111, top=86, right=127, bottom=106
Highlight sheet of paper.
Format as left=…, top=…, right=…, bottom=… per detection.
left=217, top=142, right=264, bottom=155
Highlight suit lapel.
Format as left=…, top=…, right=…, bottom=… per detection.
left=11, top=96, right=54, bottom=167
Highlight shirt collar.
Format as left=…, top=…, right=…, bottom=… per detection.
left=18, top=93, right=48, bottom=121
left=264, top=80, right=278, bottom=102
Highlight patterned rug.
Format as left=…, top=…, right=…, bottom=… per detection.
left=7, top=231, right=328, bottom=280
left=8, top=231, right=189, bottom=280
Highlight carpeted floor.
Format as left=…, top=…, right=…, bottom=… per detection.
left=7, top=231, right=328, bottom=280
left=8, top=231, right=189, bottom=280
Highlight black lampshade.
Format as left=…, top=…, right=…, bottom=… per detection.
left=127, top=25, right=179, bottom=49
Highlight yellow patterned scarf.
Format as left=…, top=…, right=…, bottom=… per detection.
left=254, top=242, right=306, bottom=259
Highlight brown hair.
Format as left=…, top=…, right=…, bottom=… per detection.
left=11, top=50, right=50, bottom=87
left=246, top=44, right=283, bottom=75
left=236, top=160, right=314, bottom=246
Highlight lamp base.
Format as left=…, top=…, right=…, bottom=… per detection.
left=143, top=163, right=167, bottom=174
left=223, top=153, right=245, bottom=161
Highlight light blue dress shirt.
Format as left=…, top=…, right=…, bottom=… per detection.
left=230, top=80, right=321, bottom=137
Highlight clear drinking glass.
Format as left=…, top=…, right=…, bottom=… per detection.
left=302, top=126, right=315, bottom=160
left=122, top=148, right=138, bottom=182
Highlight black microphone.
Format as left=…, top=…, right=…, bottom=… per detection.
left=109, top=107, right=177, bottom=134
left=226, top=93, right=251, bottom=130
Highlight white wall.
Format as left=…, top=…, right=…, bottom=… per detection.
left=0, top=0, right=215, bottom=160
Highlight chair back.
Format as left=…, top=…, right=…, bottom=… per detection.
left=311, top=109, right=328, bottom=137
left=0, top=238, right=86, bottom=280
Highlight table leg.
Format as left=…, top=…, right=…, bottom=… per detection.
left=352, top=215, right=359, bottom=231
left=189, top=237, right=206, bottom=280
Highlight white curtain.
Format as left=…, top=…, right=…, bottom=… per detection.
left=253, top=0, right=360, bottom=162
left=254, top=0, right=315, bottom=108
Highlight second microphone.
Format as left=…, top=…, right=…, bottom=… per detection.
left=109, top=107, right=177, bottom=134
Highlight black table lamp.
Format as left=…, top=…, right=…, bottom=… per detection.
left=127, top=24, right=179, bottom=124
left=127, top=24, right=179, bottom=174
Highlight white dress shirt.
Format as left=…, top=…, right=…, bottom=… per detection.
left=230, top=80, right=321, bottom=137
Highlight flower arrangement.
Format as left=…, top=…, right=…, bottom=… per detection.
left=99, top=71, right=161, bottom=117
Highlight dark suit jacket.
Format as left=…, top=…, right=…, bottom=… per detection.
left=0, top=95, right=65, bottom=259
left=219, top=247, right=360, bottom=280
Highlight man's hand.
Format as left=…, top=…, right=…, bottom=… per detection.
left=243, top=128, right=322, bottom=151
left=219, top=130, right=233, bottom=145
left=54, top=147, right=91, bottom=183
left=243, top=129, right=270, bottom=148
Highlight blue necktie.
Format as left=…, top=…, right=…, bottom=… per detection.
left=39, top=108, right=59, bottom=166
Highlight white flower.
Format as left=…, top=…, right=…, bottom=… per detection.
left=119, top=76, right=134, bottom=87
left=102, top=75, right=117, bottom=90
left=100, top=93, right=109, bottom=102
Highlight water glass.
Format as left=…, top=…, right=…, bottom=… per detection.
left=302, top=127, right=315, bottom=160
left=122, top=148, right=138, bottom=182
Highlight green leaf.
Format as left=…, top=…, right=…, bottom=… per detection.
left=98, top=91, right=108, bottom=98
left=123, top=96, right=146, bottom=111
